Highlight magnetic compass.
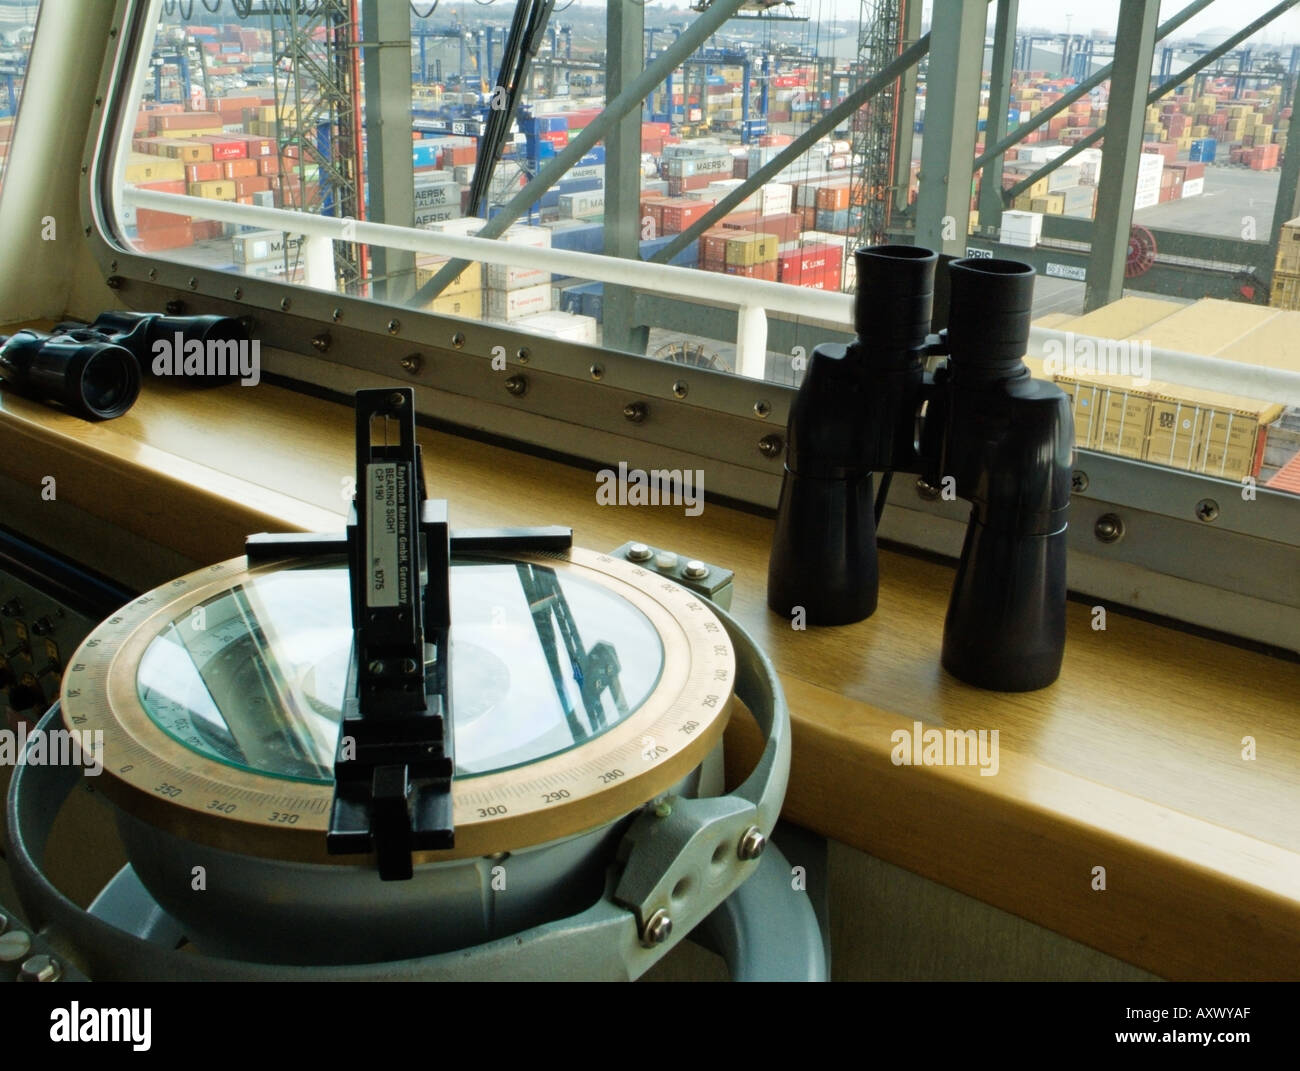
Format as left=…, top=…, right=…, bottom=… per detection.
left=6, top=387, right=819, bottom=980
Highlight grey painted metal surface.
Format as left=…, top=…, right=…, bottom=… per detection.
left=361, top=0, right=416, bottom=304
left=977, top=0, right=1018, bottom=236
left=1084, top=0, right=1159, bottom=312
left=601, top=0, right=648, bottom=356
left=915, top=0, right=985, bottom=255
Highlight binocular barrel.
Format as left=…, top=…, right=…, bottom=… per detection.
left=0, top=330, right=141, bottom=421
left=767, top=244, right=1073, bottom=692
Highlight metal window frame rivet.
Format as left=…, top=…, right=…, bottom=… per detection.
left=1195, top=498, right=1220, bottom=522
left=915, top=478, right=940, bottom=500
left=505, top=375, right=528, bottom=397
left=1094, top=513, right=1124, bottom=544
left=623, top=401, right=647, bottom=423
left=627, top=543, right=653, bottom=562
left=331, top=307, right=343, bottom=322
left=683, top=560, right=708, bottom=579
left=105, top=276, right=122, bottom=290
left=590, top=363, right=604, bottom=380
left=1072, top=471, right=1089, bottom=494
left=401, top=354, right=423, bottom=375
left=368, top=660, right=384, bottom=675
left=188, top=277, right=198, bottom=290
left=451, top=332, right=466, bottom=349
left=387, top=319, right=401, bottom=335
left=738, top=825, right=766, bottom=860
left=671, top=380, right=688, bottom=399
left=18, top=954, right=61, bottom=983
left=280, top=297, right=291, bottom=311
left=311, top=332, right=331, bottom=353
left=641, top=908, right=672, bottom=947
left=516, top=348, right=530, bottom=363
left=758, top=434, right=783, bottom=459
left=754, top=400, right=771, bottom=418
left=233, top=287, right=242, bottom=299
left=148, top=268, right=157, bottom=280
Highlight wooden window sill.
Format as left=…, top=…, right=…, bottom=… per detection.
left=1, top=373, right=1296, bottom=981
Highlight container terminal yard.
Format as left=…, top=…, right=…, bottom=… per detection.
left=0, top=0, right=1297, bottom=487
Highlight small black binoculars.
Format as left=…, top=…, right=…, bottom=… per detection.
left=767, top=245, right=1074, bottom=692
left=0, top=311, right=248, bottom=421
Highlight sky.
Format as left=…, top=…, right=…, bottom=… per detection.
left=557, top=1, right=1300, bottom=46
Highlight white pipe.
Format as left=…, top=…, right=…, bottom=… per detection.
left=124, top=188, right=855, bottom=324
left=735, top=305, right=769, bottom=379
left=1028, top=326, right=1300, bottom=409
left=301, top=234, right=335, bottom=291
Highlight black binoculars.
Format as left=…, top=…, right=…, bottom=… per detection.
left=0, top=312, right=248, bottom=421
left=767, top=245, right=1074, bottom=692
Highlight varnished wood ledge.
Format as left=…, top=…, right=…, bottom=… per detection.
left=1, top=372, right=1297, bottom=981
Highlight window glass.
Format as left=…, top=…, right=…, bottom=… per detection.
left=107, top=0, right=1298, bottom=495
left=0, top=0, right=40, bottom=196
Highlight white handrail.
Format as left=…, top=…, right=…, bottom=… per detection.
left=122, top=188, right=855, bottom=377
left=119, top=189, right=1300, bottom=406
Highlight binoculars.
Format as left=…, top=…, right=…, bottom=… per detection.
left=767, top=245, right=1074, bottom=692
left=0, top=312, right=248, bottom=421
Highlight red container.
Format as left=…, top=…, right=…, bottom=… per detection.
left=136, top=179, right=187, bottom=195
left=199, top=137, right=248, bottom=160
left=234, top=176, right=272, bottom=197
left=660, top=198, right=718, bottom=234
left=185, top=161, right=224, bottom=183
left=223, top=158, right=259, bottom=179
left=136, top=208, right=191, bottom=231
left=259, top=156, right=281, bottom=176
left=134, top=224, right=194, bottom=251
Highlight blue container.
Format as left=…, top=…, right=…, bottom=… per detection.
left=815, top=208, right=850, bottom=232
left=1189, top=137, right=1217, bottom=163
left=549, top=221, right=604, bottom=254
left=580, top=146, right=605, bottom=166
left=639, top=234, right=698, bottom=269
left=562, top=281, right=604, bottom=322
left=412, top=142, right=440, bottom=168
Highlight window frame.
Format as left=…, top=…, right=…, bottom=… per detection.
left=79, top=0, right=1299, bottom=653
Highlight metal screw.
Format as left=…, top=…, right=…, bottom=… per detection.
left=148, top=268, right=157, bottom=280
left=683, top=560, right=709, bottom=580
left=754, top=400, right=771, bottom=418
left=627, top=543, right=653, bottom=562
left=451, top=331, right=466, bottom=348
left=331, top=307, right=343, bottom=322
left=654, top=800, right=672, bottom=818
left=505, top=375, right=528, bottom=397
left=1196, top=498, right=1220, bottom=522
left=165, top=299, right=185, bottom=315
left=401, top=658, right=419, bottom=675
left=187, top=276, right=198, bottom=290
left=0, top=911, right=8, bottom=935
left=641, top=908, right=672, bottom=947
left=1072, top=471, right=1089, bottom=494
left=311, top=331, right=331, bottom=353
left=623, top=401, right=647, bottom=423
left=758, top=434, right=783, bottom=459
left=105, top=276, right=122, bottom=290
left=18, top=955, right=61, bottom=983
left=0, top=929, right=32, bottom=962
left=590, top=363, right=604, bottom=380
left=387, top=318, right=400, bottom=335
left=915, top=477, right=940, bottom=500
left=368, top=660, right=385, bottom=675
left=280, top=297, right=291, bottom=311
left=110, top=260, right=118, bottom=271
left=233, top=287, right=242, bottom=299
left=671, top=380, right=688, bottom=399
left=401, top=354, right=423, bottom=375
left=388, top=392, right=406, bottom=408
left=738, top=825, right=766, bottom=861
left=516, top=347, right=530, bottom=363
left=1094, top=513, right=1125, bottom=544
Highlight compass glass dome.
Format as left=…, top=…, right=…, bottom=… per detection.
left=136, top=558, right=665, bottom=782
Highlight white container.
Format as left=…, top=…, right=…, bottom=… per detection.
left=1181, top=177, right=1204, bottom=197
left=1133, top=188, right=1159, bottom=210
left=485, top=225, right=553, bottom=290
left=559, top=191, right=604, bottom=219
left=232, top=229, right=304, bottom=264
left=487, top=283, right=552, bottom=321
left=758, top=182, right=793, bottom=216
left=1000, top=209, right=1042, bottom=248
left=514, top=310, right=599, bottom=345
